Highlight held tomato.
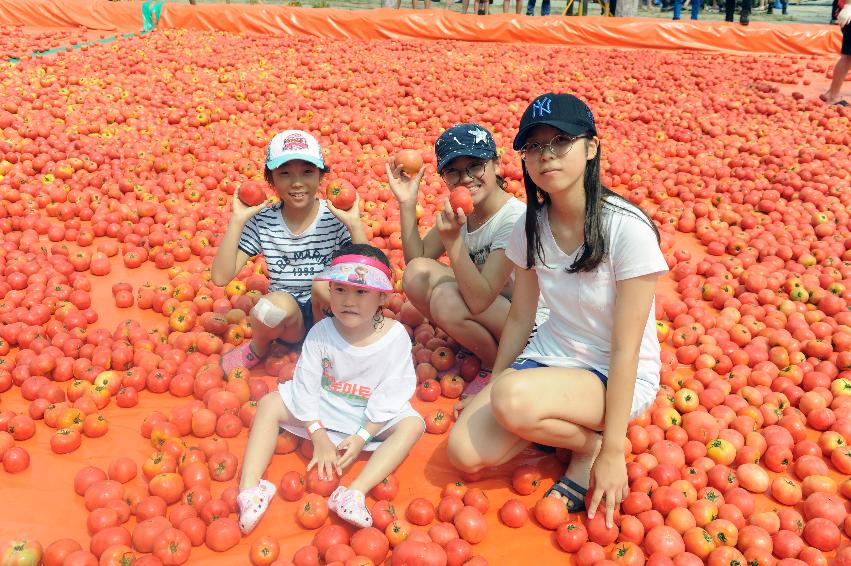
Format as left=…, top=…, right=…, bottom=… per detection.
left=449, top=187, right=474, bottom=216
left=327, top=180, right=357, bottom=211
left=395, top=150, right=423, bottom=175
left=238, top=181, right=266, bottom=207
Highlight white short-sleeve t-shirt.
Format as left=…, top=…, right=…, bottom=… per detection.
left=504, top=199, right=668, bottom=389
left=461, top=196, right=549, bottom=325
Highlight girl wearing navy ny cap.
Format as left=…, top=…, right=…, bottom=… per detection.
left=386, top=124, right=548, bottom=397
left=449, top=94, right=667, bottom=530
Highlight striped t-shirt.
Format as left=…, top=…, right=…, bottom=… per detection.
left=238, top=200, right=351, bottom=303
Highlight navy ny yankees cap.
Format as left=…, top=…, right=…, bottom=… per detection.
left=513, top=93, right=597, bottom=151
left=435, top=124, right=497, bottom=173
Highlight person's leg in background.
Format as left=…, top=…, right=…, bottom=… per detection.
left=541, top=0, right=550, bottom=15
left=739, top=0, right=750, bottom=25
left=690, top=0, right=700, bottom=19
left=725, top=0, right=735, bottom=21
left=526, top=0, right=536, bottom=14
left=673, top=0, right=683, bottom=19
left=831, top=0, right=839, bottom=23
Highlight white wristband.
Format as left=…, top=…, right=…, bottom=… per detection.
left=307, top=422, right=324, bottom=436
left=355, top=427, right=372, bottom=443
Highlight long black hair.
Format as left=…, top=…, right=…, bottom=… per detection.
left=523, top=136, right=660, bottom=272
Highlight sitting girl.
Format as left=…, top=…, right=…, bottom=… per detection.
left=237, top=244, right=425, bottom=533
left=388, top=124, right=547, bottom=395
left=448, top=94, right=668, bottom=529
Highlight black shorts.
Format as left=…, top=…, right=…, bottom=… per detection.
left=272, top=298, right=314, bottom=349
left=843, top=24, right=850, bottom=57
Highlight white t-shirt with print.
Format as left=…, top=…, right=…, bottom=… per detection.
left=504, top=200, right=668, bottom=389
left=461, top=196, right=549, bottom=325
left=278, top=318, right=422, bottom=450
left=238, top=200, right=351, bottom=303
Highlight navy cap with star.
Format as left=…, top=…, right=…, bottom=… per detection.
left=435, top=124, right=498, bottom=173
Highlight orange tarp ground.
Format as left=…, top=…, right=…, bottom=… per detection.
left=0, top=0, right=843, bottom=56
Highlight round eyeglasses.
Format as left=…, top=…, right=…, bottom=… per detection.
left=519, top=135, right=586, bottom=161
left=440, top=160, right=487, bottom=186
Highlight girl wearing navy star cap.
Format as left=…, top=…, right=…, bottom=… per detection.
left=386, top=124, right=548, bottom=397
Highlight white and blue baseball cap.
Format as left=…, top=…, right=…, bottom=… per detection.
left=265, top=130, right=326, bottom=171
left=435, top=124, right=498, bottom=173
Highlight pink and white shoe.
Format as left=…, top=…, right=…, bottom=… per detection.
left=332, top=487, right=372, bottom=528
left=328, top=486, right=347, bottom=512
left=237, top=479, right=276, bottom=534
left=220, top=341, right=262, bottom=375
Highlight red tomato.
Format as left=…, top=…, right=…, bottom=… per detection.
left=248, top=536, right=280, bottom=566
left=327, top=180, right=357, bottom=211
left=349, top=527, right=389, bottom=565
left=390, top=540, right=446, bottom=566
left=534, top=496, right=568, bottom=530
left=297, top=494, right=329, bottom=530
left=436, top=495, right=464, bottom=523
left=305, top=466, right=339, bottom=497
left=449, top=187, right=474, bottom=216
left=313, top=524, right=350, bottom=557
left=3, top=446, right=30, bottom=473
left=152, top=527, right=191, bottom=565
left=424, top=409, right=451, bottom=434
left=43, top=538, right=83, bottom=566
left=395, top=150, right=423, bottom=176
left=498, top=499, right=528, bottom=528
left=453, top=507, right=487, bottom=544
left=238, top=181, right=267, bottom=207
left=801, top=517, right=840, bottom=552
left=204, top=518, right=240, bottom=552
left=511, top=465, right=542, bottom=495
left=371, top=500, right=398, bottom=532
left=556, top=521, right=588, bottom=552
left=461, top=488, right=489, bottom=514
left=370, top=474, right=399, bottom=501
left=405, top=498, right=436, bottom=526
left=280, top=470, right=306, bottom=501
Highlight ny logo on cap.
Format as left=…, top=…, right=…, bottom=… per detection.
left=532, top=97, right=552, bottom=118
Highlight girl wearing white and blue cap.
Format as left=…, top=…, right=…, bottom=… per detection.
left=212, top=130, right=368, bottom=374
left=449, top=94, right=667, bottom=530
left=387, top=124, right=548, bottom=397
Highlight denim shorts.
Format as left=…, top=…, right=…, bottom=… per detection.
left=511, top=358, right=608, bottom=386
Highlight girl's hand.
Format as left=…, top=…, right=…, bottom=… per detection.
left=335, top=435, right=366, bottom=475
left=435, top=197, right=466, bottom=245
left=453, top=395, right=474, bottom=420
left=386, top=162, right=424, bottom=206
left=327, top=193, right=362, bottom=228
left=231, top=190, right=266, bottom=222
left=306, top=438, right=339, bottom=482
left=586, top=447, right=629, bottom=529
left=839, top=5, right=851, bottom=27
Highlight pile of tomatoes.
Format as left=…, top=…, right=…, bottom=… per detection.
left=0, top=21, right=850, bottom=566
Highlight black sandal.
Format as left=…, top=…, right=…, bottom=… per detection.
left=544, top=476, right=588, bottom=513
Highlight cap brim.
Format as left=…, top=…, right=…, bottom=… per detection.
left=437, top=148, right=497, bottom=173
left=513, top=120, right=594, bottom=150
left=266, top=154, right=326, bottom=171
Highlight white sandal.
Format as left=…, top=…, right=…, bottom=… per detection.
left=333, top=487, right=373, bottom=528
left=328, top=486, right=347, bottom=512
left=237, top=479, right=276, bottom=534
